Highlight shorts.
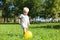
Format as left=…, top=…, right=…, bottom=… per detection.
left=21, top=24, right=28, bottom=29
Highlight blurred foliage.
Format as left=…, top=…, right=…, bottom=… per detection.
left=0, top=0, right=60, bottom=23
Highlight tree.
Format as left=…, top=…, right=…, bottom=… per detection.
left=25, top=0, right=42, bottom=18
left=2, top=0, right=15, bottom=23
left=52, top=0, right=60, bottom=18
left=39, top=0, right=55, bottom=18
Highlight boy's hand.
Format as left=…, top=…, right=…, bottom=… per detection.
left=28, top=23, right=30, bottom=26
left=29, top=23, right=30, bottom=25
left=19, top=22, right=20, bottom=24
left=28, top=21, right=30, bottom=26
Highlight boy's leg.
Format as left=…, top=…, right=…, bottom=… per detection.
left=23, top=27, right=28, bottom=34
left=23, top=28, right=26, bottom=34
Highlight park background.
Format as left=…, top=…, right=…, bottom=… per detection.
left=0, top=0, right=60, bottom=40
left=0, top=0, right=60, bottom=23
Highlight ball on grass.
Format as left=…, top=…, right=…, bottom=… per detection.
left=24, top=31, right=33, bottom=38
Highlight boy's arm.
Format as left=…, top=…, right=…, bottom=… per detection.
left=28, top=20, right=30, bottom=25
left=18, top=14, right=22, bottom=24
left=18, top=18, right=21, bottom=24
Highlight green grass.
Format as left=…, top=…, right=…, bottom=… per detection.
left=0, top=23, right=60, bottom=40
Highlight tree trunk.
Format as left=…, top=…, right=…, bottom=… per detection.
left=6, top=17, right=8, bottom=22
left=14, top=14, right=16, bottom=23
left=4, top=17, right=5, bottom=23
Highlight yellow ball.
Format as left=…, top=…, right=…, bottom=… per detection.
left=24, top=31, right=33, bottom=38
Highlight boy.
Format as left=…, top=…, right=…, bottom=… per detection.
left=18, top=7, right=30, bottom=34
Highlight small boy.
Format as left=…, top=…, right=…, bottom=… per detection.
left=18, top=7, right=30, bottom=34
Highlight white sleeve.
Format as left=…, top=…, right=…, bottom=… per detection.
left=18, top=14, right=22, bottom=19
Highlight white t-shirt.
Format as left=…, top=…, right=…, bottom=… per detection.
left=19, top=14, right=29, bottom=28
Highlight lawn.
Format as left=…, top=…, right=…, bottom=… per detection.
left=0, top=23, right=60, bottom=40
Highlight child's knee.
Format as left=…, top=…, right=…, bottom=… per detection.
left=23, top=27, right=26, bottom=30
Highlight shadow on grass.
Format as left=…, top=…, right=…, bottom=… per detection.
left=0, top=33, right=23, bottom=38
left=7, top=34, right=24, bottom=38
left=7, top=33, right=23, bottom=37
left=30, top=25, right=60, bottom=29
left=7, top=34, right=19, bottom=37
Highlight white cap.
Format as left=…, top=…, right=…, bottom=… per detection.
left=23, top=7, right=29, bottom=12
